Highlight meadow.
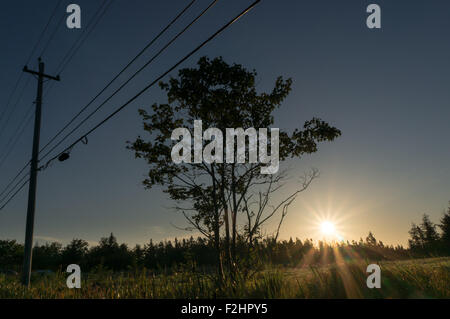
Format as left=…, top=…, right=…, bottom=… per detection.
left=1, top=257, right=449, bottom=299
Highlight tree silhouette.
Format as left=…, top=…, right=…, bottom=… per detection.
left=421, top=214, right=440, bottom=244
left=0, top=240, right=23, bottom=270
left=88, top=233, right=133, bottom=271
left=408, top=214, right=441, bottom=255
left=366, top=231, right=377, bottom=246
left=439, top=204, right=450, bottom=253
left=32, top=242, right=62, bottom=270
left=1, top=223, right=448, bottom=273
left=61, top=239, right=89, bottom=268
left=128, top=56, right=341, bottom=281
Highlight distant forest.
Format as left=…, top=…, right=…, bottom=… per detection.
left=1, top=211, right=449, bottom=273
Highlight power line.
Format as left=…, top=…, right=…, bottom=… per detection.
left=0, top=77, right=31, bottom=140
left=0, top=0, right=62, bottom=127
left=40, top=10, right=67, bottom=59
left=55, top=0, right=113, bottom=75
left=0, top=0, right=62, bottom=126
left=0, top=178, right=30, bottom=212
left=25, top=0, right=63, bottom=65
left=0, top=1, right=62, bottom=211
left=0, top=0, right=261, bottom=213
left=40, top=0, right=114, bottom=101
left=0, top=74, right=24, bottom=125
left=0, top=105, right=34, bottom=171
left=42, top=0, right=261, bottom=170
left=0, top=171, right=30, bottom=205
left=0, top=0, right=193, bottom=209
left=0, top=0, right=112, bottom=201
left=40, top=0, right=218, bottom=160
left=0, top=0, right=63, bottom=164
left=0, top=159, right=30, bottom=206
left=39, top=0, right=197, bottom=156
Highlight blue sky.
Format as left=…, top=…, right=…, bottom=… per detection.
left=0, top=0, right=449, bottom=247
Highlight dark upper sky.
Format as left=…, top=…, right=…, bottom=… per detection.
left=0, top=0, right=449, bottom=246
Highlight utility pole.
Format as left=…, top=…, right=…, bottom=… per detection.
left=22, top=58, right=60, bottom=287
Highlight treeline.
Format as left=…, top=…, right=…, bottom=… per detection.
left=408, top=212, right=450, bottom=256
left=1, top=209, right=449, bottom=273
left=0, top=233, right=407, bottom=272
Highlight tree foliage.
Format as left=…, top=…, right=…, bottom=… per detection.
left=0, top=233, right=414, bottom=273
left=408, top=214, right=445, bottom=255
left=128, top=56, right=341, bottom=280
left=439, top=204, right=450, bottom=253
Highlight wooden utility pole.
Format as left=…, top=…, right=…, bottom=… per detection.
left=22, top=58, right=60, bottom=286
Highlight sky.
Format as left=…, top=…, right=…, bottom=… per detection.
left=0, top=0, right=449, bottom=248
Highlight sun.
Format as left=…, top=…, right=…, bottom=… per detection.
left=320, top=221, right=336, bottom=236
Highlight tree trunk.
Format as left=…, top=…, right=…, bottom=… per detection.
left=231, top=164, right=237, bottom=261
left=210, top=164, right=224, bottom=284
left=220, top=165, right=233, bottom=274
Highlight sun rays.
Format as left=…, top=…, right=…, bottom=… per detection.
left=320, top=221, right=336, bottom=236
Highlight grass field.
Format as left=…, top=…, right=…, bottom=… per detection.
left=1, top=257, right=449, bottom=299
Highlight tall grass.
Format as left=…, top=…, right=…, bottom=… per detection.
left=0, top=258, right=449, bottom=299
